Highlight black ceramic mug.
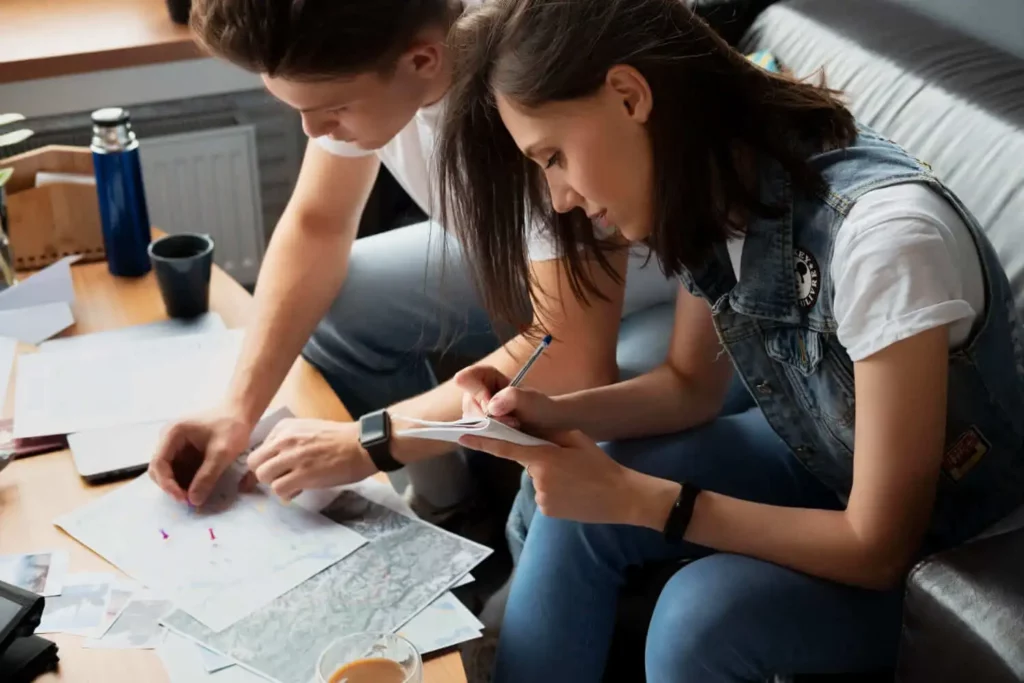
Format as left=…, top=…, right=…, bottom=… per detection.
left=148, top=233, right=214, bottom=319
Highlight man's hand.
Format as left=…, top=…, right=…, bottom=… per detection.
left=454, top=365, right=573, bottom=433
left=149, top=408, right=254, bottom=506
left=246, top=419, right=377, bottom=502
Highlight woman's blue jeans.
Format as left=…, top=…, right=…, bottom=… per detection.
left=496, top=407, right=905, bottom=683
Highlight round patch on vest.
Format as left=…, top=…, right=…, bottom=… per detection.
left=794, top=247, right=820, bottom=309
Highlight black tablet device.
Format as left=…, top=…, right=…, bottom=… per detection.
left=0, top=580, right=44, bottom=657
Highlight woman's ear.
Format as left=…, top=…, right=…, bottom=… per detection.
left=606, top=65, right=653, bottom=124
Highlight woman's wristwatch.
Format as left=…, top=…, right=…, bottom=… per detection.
left=663, top=482, right=702, bottom=542
left=358, top=409, right=404, bottom=473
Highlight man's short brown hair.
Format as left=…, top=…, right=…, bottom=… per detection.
left=191, top=0, right=458, bottom=80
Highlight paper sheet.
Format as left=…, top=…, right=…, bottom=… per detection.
left=396, top=415, right=552, bottom=447
left=0, top=337, right=16, bottom=414
left=83, top=595, right=174, bottom=649
left=89, top=579, right=141, bottom=640
left=0, top=550, right=68, bottom=597
left=198, top=643, right=236, bottom=673
left=159, top=631, right=270, bottom=683
left=0, top=302, right=74, bottom=345
left=39, top=312, right=226, bottom=353
left=54, top=410, right=368, bottom=632
left=398, top=591, right=483, bottom=655
left=37, top=572, right=115, bottom=636
left=0, top=256, right=79, bottom=344
left=13, top=329, right=244, bottom=438
left=55, top=477, right=367, bottom=632
left=0, top=255, right=78, bottom=311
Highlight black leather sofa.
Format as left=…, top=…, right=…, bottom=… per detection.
left=745, top=2, right=1024, bottom=680
left=607, top=1, right=1024, bottom=681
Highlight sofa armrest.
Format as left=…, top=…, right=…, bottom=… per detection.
left=898, top=527, right=1024, bottom=683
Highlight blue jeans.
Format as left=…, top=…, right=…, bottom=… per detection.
left=302, top=221, right=679, bottom=508
left=495, top=409, right=905, bottom=683
left=506, top=376, right=756, bottom=562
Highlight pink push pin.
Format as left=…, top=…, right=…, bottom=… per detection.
left=159, top=529, right=169, bottom=540
left=208, top=528, right=216, bottom=541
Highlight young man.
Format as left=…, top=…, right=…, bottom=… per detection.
left=148, top=0, right=678, bottom=535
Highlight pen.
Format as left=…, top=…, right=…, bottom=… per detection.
left=487, top=334, right=552, bottom=417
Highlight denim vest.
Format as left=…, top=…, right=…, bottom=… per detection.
left=678, top=128, right=1024, bottom=549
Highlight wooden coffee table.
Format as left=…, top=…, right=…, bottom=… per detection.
left=0, top=259, right=467, bottom=683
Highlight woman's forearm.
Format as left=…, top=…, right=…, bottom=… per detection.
left=556, top=364, right=727, bottom=442
left=624, top=472, right=910, bottom=590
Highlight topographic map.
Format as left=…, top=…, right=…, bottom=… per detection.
left=162, top=489, right=492, bottom=683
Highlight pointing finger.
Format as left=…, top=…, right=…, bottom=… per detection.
left=149, top=456, right=187, bottom=503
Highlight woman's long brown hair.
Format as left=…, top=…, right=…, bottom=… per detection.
left=438, top=0, right=856, bottom=329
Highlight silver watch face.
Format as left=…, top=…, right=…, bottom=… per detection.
left=359, top=411, right=389, bottom=446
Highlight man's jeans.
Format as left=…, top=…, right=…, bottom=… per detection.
left=301, top=221, right=679, bottom=510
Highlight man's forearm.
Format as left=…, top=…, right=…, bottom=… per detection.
left=225, top=218, right=355, bottom=425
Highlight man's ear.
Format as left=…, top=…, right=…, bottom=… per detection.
left=402, top=40, right=445, bottom=79
left=606, top=65, right=653, bottom=123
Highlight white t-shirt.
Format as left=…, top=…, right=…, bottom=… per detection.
left=315, top=99, right=676, bottom=316
left=726, top=183, right=984, bottom=360
left=315, top=99, right=605, bottom=261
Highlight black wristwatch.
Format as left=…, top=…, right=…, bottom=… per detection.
left=359, top=409, right=403, bottom=473
left=663, top=482, right=701, bottom=542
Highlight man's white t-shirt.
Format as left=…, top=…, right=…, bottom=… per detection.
left=726, top=183, right=985, bottom=359
left=315, top=99, right=677, bottom=316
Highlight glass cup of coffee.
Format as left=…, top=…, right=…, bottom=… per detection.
left=316, top=632, right=422, bottom=683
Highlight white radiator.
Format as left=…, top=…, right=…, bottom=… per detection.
left=139, top=125, right=265, bottom=286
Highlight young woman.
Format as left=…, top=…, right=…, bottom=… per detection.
left=437, top=0, right=1024, bottom=681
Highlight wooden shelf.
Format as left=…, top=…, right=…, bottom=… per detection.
left=0, top=0, right=201, bottom=84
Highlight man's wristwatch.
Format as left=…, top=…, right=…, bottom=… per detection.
left=663, top=482, right=701, bottom=542
left=358, top=409, right=403, bottom=473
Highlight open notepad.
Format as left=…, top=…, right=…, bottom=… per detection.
left=395, top=416, right=552, bottom=447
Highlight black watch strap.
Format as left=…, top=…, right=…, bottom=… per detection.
left=359, top=409, right=403, bottom=473
left=663, top=482, right=701, bottom=542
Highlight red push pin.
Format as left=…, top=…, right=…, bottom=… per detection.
left=208, top=528, right=216, bottom=541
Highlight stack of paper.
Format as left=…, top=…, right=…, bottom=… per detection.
left=51, top=411, right=492, bottom=683
left=396, top=415, right=552, bottom=447
left=160, top=480, right=492, bottom=683
left=14, top=328, right=244, bottom=438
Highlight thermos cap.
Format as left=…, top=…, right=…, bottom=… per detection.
left=91, top=107, right=131, bottom=127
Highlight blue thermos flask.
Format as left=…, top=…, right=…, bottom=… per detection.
left=90, top=107, right=152, bottom=277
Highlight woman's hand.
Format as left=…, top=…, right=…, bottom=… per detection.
left=459, top=430, right=670, bottom=525
left=454, top=365, right=574, bottom=433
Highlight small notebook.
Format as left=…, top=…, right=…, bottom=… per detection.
left=395, top=416, right=552, bottom=447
